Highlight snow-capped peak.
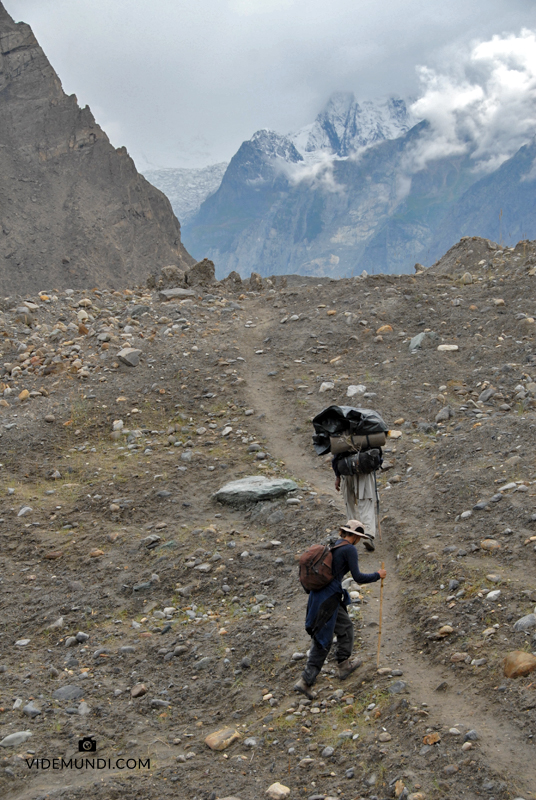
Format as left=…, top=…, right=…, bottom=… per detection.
left=250, top=129, right=303, bottom=163
left=290, top=92, right=411, bottom=158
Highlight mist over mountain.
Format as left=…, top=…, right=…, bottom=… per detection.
left=183, top=33, right=536, bottom=279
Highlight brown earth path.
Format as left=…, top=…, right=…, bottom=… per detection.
left=240, top=298, right=536, bottom=800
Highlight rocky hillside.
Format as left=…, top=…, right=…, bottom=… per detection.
left=0, top=3, right=193, bottom=295
left=0, top=236, right=536, bottom=800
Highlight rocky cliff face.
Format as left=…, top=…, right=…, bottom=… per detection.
left=0, top=3, right=193, bottom=294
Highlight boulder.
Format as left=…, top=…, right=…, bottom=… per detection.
left=158, top=287, right=196, bottom=301
left=213, top=476, right=298, bottom=505
left=160, top=265, right=186, bottom=285
left=249, top=272, right=263, bottom=291
left=222, top=270, right=242, bottom=289
left=503, top=650, right=536, bottom=678
left=186, top=258, right=216, bottom=286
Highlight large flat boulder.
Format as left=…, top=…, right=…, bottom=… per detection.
left=213, top=476, right=298, bottom=506
left=158, top=287, right=196, bottom=300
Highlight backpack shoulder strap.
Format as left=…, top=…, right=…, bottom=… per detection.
left=329, top=541, right=350, bottom=551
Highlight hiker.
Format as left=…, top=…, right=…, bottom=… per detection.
left=333, top=449, right=380, bottom=551
left=294, top=519, right=386, bottom=699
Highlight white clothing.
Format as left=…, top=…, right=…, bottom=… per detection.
left=340, top=472, right=376, bottom=539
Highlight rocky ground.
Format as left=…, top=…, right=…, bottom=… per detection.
left=1, top=236, right=536, bottom=800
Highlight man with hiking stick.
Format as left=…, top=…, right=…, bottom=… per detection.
left=294, top=519, right=387, bottom=699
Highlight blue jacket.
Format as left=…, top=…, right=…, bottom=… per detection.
left=305, top=539, right=379, bottom=649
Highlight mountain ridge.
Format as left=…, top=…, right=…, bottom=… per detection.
left=0, top=2, right=193, bottom=294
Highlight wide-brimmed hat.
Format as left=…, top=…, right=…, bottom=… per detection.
left=340, top=519, right=366, bottom=537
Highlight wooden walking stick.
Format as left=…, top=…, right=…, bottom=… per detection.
left=376, top=561, right=385, bottom=668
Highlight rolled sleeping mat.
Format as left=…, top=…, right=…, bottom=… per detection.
left=330, top=432, right=387, bottom=454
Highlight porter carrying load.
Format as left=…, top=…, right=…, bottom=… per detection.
left=312, top=406, right=389, bottom=552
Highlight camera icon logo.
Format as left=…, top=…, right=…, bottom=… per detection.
left=78, top=736, right=97, bottom=752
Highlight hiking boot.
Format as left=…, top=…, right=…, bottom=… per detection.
left=363, top=537, right=375, bottom=552
left=293, top=677, right=315, bottom=700
left=338, top=657, right=362, bottom=681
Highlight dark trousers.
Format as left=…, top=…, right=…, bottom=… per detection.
left=302, top=604, right=354, bottom=686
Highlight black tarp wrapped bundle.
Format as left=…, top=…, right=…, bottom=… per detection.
left=312, top=405, right=388, bottom=456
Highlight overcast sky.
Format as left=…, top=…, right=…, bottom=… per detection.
left=4, top=0, right=536, bottom=170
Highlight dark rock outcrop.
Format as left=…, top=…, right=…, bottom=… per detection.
left=0, top=3, right=193, bottom=293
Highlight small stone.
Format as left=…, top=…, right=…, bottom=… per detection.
left=205, top=727, right=240, bottom=751
left=117, top=348, right=142, bottom=367
left=513, top=614, right=536, bottom=632
left=481, top=539, right=501, bottom=551
left=23, top=702, right=41, bottom=718
left=378, top=732, right=391, bottom=742
left=52, top=685, right=83, bottom=701
left=388, top=680, right=406, bottom=694
left=486, top=590, right=501, bottom=601
left=150, top=699, right=170, bottom=708
left=321, top=746, right=335, bottom=757
left=244, top=737, right=257, bottom=748
left=347, top=384, right=366, bottom=397
left=131, top=683, right=147, bottom=698
left=17, top=506, right=32, bottom=517
left=463, top=730, right=479, bottom=742
left=265, top=783, right=290, bottom=799
left=437, top=344, right=459, bottom=352
left=44, top=414, right=55, bottom=423
left=462, top=741, right=473, bottom=751
left=423, top=732, right=440, bottom=745
left=0, top=731, right=32, bottom=748
left=319, top=382, right=334, bottom=393
left=15, top=639, right=31, bottom=647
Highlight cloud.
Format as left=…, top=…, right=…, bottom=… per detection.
left=407, top=30, right=536, bottom=173
left=283, top=153, right=346, bottom=193
left=4, top=0, right=536, bottom=168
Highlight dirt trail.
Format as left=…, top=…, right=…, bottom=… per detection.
left=241, top=300, right=536, bottom=799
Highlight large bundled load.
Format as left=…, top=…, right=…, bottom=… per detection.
left=312, top=405, right=389, bottom=476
